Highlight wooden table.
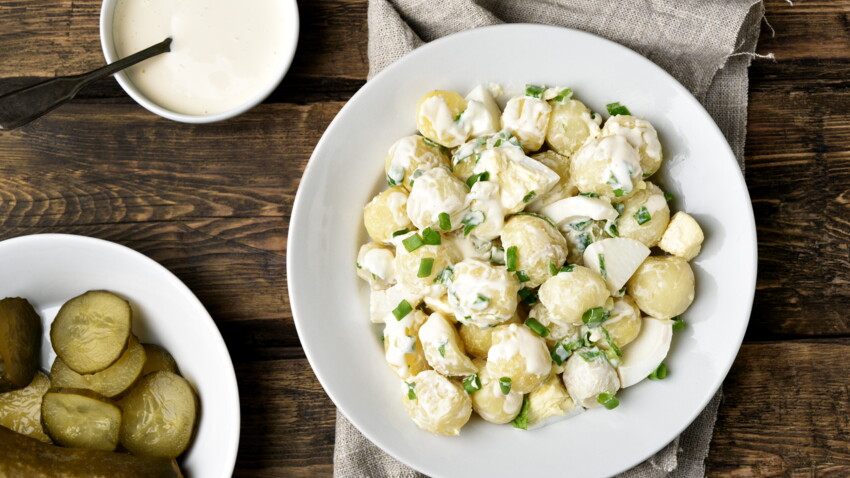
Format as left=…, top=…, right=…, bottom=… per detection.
left=1, top=1, right=848, bottom=476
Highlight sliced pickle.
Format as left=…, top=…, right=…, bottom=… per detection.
left=50, top=291, right=132, bottom=374
left=0, top=425, right=183, bottom=477
left=120, top=371, right=198, bottom=458
left=0, top=298, right=42, bottom=392
left=0, top=371, right=51, bottom=443
left=50, top=336, right=146, bottom=398
left=41, top=388, right=121, bottom=451
left=140, top=343, right=180, bottom=377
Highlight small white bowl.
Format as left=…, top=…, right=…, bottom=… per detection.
left=99, top=0, right=299, bottom=124
left=0, top=234, right=240, bottom=477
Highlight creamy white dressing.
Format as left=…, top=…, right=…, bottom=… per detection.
left=362, top=248, right=396, bottom=283
left=113, top=0, right=288, bottom=116
left=598, top=135, right=642, bottom=193
left=501, top=96, right=551, bottom=147
left=463, top=85, right=502, bottom=137
left=407, top=168, right=468, bottom=230
left=541, top=196, right=618, bottom=228
left=384, top=191, right=409, bottom=225
left=488, top=324, right=551, bottom=376
left=420, top=96, right=468, bottom=146
left=604, top=116, right=662, bottom=162
left=468, top=181, right=504, bottom=240
left=643, top=193, right=668, bottom=216
left=448, top=260, right=513, bottom=326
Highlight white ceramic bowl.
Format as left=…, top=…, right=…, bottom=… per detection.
left=0, top=234, right=239, bottom=477
left=99, top=0, right=299, bottom=124
left=289, top=24, right=757, bottom=477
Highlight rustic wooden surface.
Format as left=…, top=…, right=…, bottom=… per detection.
left=0, top=0, right=848, bottom=476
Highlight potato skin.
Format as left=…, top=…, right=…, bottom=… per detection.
left=538, top=265, right=610, bottom=326
left=500, top=214, right=568, bottom=288
left=448, top=259, right=519, bottom=328
left=416, top=91, right=469, bottom=148
left=627, top=256, right=695, bottom=319
left=545, top=99, right=601, bottom=158
left=601, top=115, right=663, bottom=178
left=485, top=324, right=551, bottom=394
left=470, top=359, right=523, bottom=424
left=570, top=135, right=644, bottom=203
left=401, top=370, right=472, bottom=436
left=603, top=296, right=642, bottom=348
left=616, top=182, right=670, bottom=248
left=363, top=187, right=412, bottom=244
left=385, top=135, right=451, bottom=192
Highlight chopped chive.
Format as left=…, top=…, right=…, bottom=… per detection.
left=549, top=261, right=559, bottom=276
left=421, top=227, right=441, bottom=245
left=471, top=295, right=490, bottom=310
left=613, top=188, right=626, bottom=197
left=551, top=342, right=569, bottom=365
left=578, top=346, right=602, bottom=361
left=462, top=210, right=485, bottom=236
left=634, top=206, right=652, bottom=225
left=525, top=317, right=549, bottom=337
left=437, top=340, right=447, bottom=358
left=664, top=191, right=675, bottom=202
left=598, top=254, right=607, bottom=279
left=648, top=363, right=668, bottom=380
left=402, top=234, right=424, bottom=252
left=582, top=307, right=611, bottom=327
left=433, top=266, right=454, bottom=285
left=518, top=287, right=538, bottom=306
left=552, top=88, right=573, bottom=102
left=438, top=212, right=452, bottom=231
left=490, top=246, right=506, bottom=265
left=387, top=174, right=399, bottom=187
left=422, top=137, right=448, bottom=153
left=406, top=381, right=417, bottom=400
left=614, top=286, right=627, bottom=298
left=392, top=227, right=410, bottom=237
left=515, top=212, right=557, bottom=229
left=560, top=265, right=576, bottom=273
left=576, top=233, right=593, bottom=253
left=494, top=138, right=503, bottom=147
left=392, top=300, right=413, bottom=321
left=355, top=262, right=362, bottom=269
left=463, top=374, right=482, bottom=394
left=579, top=192, right=600, bottom=198
left=454, top=112, right=462, bottom=122
left=672, top=316, right=685, bottom=331
left=466, top=171, right=490, bottom=188
left=516, top=270, right=531, bottom=283
left=511, top=395, right=530, bottom=430
left=506, top=246, right=518, bottom=272
left=499, top=377, right=512, bottom=395
left=525, top=84, right=546, bottom=98
left=614, top=203, right=625, bottom=216
left=570, top=219, right=593, bottom=231
left=417, top=258, right=435, bottom=278
left=408, top=169, right=425, bottom=188
left=597, top=392, right=619, bottom=410
left=605, top=221, right=619, bottom=237
left=606, top=102, right=631, bottom=116
left=600, top=327, right=622, bottom=357
left=523, top=191, right=537, bottom=203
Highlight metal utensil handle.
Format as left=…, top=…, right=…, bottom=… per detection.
left=0, top=37, right=172, bottom=131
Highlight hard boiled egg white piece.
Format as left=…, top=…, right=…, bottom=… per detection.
left=617, top=317, right=673, bottom=388
left=582, top=237, right=650, bottom=294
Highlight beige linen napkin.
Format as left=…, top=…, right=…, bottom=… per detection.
left=335, top=1, right=765, bottom=476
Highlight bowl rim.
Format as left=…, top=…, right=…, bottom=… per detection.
left=99, top=0, right=300, bottom=124
left=288, top=23, right=757, bottom=477
left=0, top=233, right=242, bottom=475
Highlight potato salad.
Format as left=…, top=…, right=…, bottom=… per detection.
left=356, top=84, right=704, bottom=436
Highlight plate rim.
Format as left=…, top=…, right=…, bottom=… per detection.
left=289, top=22, right=757, bottom=477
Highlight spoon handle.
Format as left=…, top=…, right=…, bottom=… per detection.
left=0, top=37, right=172, bottom=131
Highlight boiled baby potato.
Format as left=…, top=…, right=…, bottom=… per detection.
left=120, top=371, right=198, bottom=458
left=50, top=335, right=146, bottom=398
left=0, top=297, right=42, bottom=393
left=0, top=425, right=182, bottom=478
left=140, top=343, right=180, bottom=377
left=627, top=256, right=695, bottom=319
left=51, top=291, right=132, bottom=374
left=0, top=371, right=51, bottom=443
left=41, top=388, right=122, bottom=451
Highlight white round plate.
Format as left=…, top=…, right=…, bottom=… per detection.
left=289, top=24, right=756, bottom=477
left=0, top=234, right=239, bottom=477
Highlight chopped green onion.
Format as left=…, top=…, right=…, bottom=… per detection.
left=408, top=169, right=425, bottom=187
left=454, top=112, right=462, bottom=122
left=525, top=84, right=546, bottom=98
left=387, top=175, right=399, bottom=187
left=422, top=137, right=448, bottom=153
left=582, top=307, right=611, bottom=327
left=471, top=295, right=490, bottom=311
left=417, top=258, right=435, bottom=278
left=614, top=286, right=627, bottom=298
left=551, top=88, right=573, bottom=102
left=433, top=266, right=454, bottom=285
left=570, top=219, right=594, bottom=231
left=560, top=265, right=576, bottom=273
left=402, top=234, right=424, bottom=252
left=648, top=363, right=668, bottom=380
left=406, top=382, right=417, bottom=400
left=490, top=246, right=506, bottom=265
left=518, top=287, right=539, bottom=306
left=511, top=395, right=530, bottom=430
left=613, top=188, right=626, bottom=197
left=578, top=346, right=602, bottom=361
left=664, top=191, right=675, bottom=202
left=463, top=374, right=481, bottom=394
left=579, top=192, right=600, bottom=198
left=549, top=261, right=559, bottom=276
left=600, top=327, right=622, bottom=357
left=578, top=233, right=593, bottom=251
left=499, top=377, right=512, bottom=395
left=672, top=316, right=685, bottom=331
left=598, top=254, right=607, bottom=279
left=462, top=210, right=486, bottom=236
left=605, top=221, right=619, bottom=237
left=392, top=228, right=410, bottom=237
left=516, top=270, right=531, bottom=283
left=437, top=340, right=447, bottom=358
left=493, top=138, right=503, bottom=147
left=525, top=317, right=549, bottom=337
left=466, top=171, right=490, bottom=188
left=438, top=212, right=452, bottom=231
left=355, top=262, right=362, bottom=269
left=514, top=212, right=557, bottom=229
left=606, top=102, right=631, bottom=116
left=506, top=246, right=518, bottom=272
left=597, top=392, right=619, bottom=409
left=614, top=203, right=625, bottom=216
left=392, top=300, right=413, bottom=321
left=551, top=343, right=570, bottom=365
left=523, top=191, right=537, bottom=203
left=634, top=206, right=652, bottom=225
left=421, top=227, right=441, bottom=245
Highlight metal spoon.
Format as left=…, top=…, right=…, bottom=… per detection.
left=0, top=37, right=172, bottom=131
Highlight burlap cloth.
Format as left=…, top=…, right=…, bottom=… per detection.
left=335, top=1, right=766, bottom=476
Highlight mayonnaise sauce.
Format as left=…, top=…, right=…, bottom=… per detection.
left=113, top=0, right=287, bottom=115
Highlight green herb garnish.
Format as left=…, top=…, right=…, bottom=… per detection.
left=598, top=254, right=607, bottom=279
left=417, top=258, right=435, bottom=278
left=634, top=206, right=652, bottom=225
left=437, top=340, right=447, bottom=358
left=525, top=84, right=546, bottom=98
left=582, top=307, right=610, bottom=327
left=525, top=317, right=549, bottom=338
left=421, top=227, right=441, bottom=245
left=402, top=234, right=424, bottom=252
left=499, top=377, right=512, bottom=395
left=606, top=102, right=631, bottom=116
left=560, top=265, right=576, bottom=273
left=570, top=219, right=593, bottom=231
left=511, top=395, right=530, bottom=430
left=406, top=381, right=417, bottom=400
left=466, top=171, right=490, bottom=188
left=463, top=374, right=481, bottom=394
left=664, top=190, right=675, bottom=202
left=392, top=228, right=410, bottom=237
left=598, top=392, right=619, bottom=410
left=461, top=210, right=485, bottom=236
left=506, top=246, right=518, bottom=272
left=672, top=316, right=685, bottom=331
left=551, top=88, right=573, bottom=102
left=648, top=363, right=667, bottom=380
left=438, top=212, right=452, bottom=231
left=516, top=270, right=531, bottom=283
left=523, top=191, right=537, bottom=203
left=518, top=287, right=539, bottom=306
left=392, top=300, right=413, bottom=321
left=549, top=261, right=559, bottom=276
left=433, top=266, right=453, bottom=285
